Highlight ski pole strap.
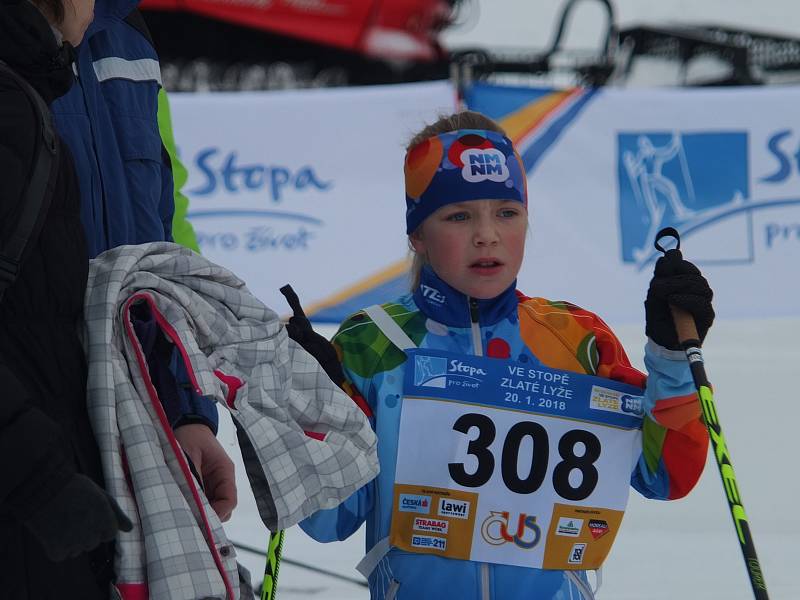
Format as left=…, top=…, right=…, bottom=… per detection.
left=0, top=60, right=59, bottom=302
left=363, top=306, right=416, bottom=351
left=261, top=529, right=285, bottom=600
left=356, top=536, right=391, bottom=579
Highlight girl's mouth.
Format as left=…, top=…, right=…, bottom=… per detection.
left=470, top=259, right=503, bottom=274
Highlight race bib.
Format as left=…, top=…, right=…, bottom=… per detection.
left=389, top=349, right=644, bottom=570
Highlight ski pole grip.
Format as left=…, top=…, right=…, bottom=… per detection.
left=669, top=304, right=700, bottom=345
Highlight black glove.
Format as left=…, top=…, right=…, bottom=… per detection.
left=23, top=474, right=133, bottom=562
left=645, top=249, right=714, bottom=350
left=285, top=314, right=345, bottom=387
left=281, top=284, right=346, bottom=388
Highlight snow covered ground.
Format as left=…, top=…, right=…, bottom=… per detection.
left=220, top=317, right=799, bottom=600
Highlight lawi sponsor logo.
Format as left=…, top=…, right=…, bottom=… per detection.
left=618, top=130, right=800, bottom=268
left=399, top=494, right=431, bottom=514
left=438, top=498, right=470, bottom=520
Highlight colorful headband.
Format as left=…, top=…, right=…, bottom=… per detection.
left=404, top=129, right=527, bottom=234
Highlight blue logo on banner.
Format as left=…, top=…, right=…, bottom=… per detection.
left=185, top=147, right=333, bottom=254
left=414, top=355, right=448, bottom=388
left=618, top=132, right=750, bottom=265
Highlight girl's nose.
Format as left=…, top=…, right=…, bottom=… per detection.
left=473, top=219, right=500, bottom=247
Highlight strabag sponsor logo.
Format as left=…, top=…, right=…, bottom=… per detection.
left=438, top=498, right=470, bottom=520
left=590, top=386, right=643, bottom=417
left=413, top=517, right=449, bottom=534
left=411, top=534, right=447, bottom=551
left=555, top=517, right=584, bottom=537
left=589, top=519, right=609, bottom=540
left=399, top=494, right=431, bottom=514
left=568, top=543, right=587, bottom=565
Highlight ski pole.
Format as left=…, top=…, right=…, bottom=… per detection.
left=653, top=227, right=769, bottom=600
left=259, top=530, right=285, bottom=600
left=231, top=539, right=369, bottom=588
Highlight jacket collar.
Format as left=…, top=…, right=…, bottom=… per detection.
left=412, top=264, right=518, bottom=328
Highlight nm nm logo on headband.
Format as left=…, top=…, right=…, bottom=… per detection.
left=461, top=148, right=510, bottom=183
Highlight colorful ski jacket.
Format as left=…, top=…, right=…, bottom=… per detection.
left=301, top=265, right=709, bottom=600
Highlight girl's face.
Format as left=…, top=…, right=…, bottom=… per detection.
left=59, top=0, right=95, bottom=46
left=411, top=199, right=527, bottom=300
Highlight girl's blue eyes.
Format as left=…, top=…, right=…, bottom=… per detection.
left=444, top=209, right=518, bottom=221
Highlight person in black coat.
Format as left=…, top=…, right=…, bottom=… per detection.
left=0, top=0, right=131, bottom=597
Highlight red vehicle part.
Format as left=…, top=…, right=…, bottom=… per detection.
left=139, top=0, right=453, bottom=61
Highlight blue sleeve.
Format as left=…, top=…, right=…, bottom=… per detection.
left=300, top=480, right=375, bottom=542
left=170, top=349, right=219, bottom=434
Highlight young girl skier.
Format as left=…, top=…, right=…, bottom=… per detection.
left=301, top=110, right=713, bottom=599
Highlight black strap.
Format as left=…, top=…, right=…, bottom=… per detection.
left=124, top=9, right=156, bottom=49
left=0, top=60, right=60, bottom=300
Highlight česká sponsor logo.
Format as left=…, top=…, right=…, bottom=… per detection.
left=399, top=494, right=431, bottom=514
left=438, top=498, right=470, bottom=520
left=413, top=517, right=449, bottom=534
left=555, top=517, right=584, bottom=537
left=411, top=534, right=447, bottom=551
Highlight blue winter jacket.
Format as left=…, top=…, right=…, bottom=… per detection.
left=51, top=0, right=172, bottom=259
left=301, top=266, right=709, bottom=600
left=51, top=0, right=216, bottom=429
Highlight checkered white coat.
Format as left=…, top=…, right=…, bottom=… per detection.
left=83, top=242, right=379, bottom=600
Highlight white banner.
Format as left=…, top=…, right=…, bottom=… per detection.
left=170, top=82, right=456, bottom=316
left=467, top=84, right=800, bottom=322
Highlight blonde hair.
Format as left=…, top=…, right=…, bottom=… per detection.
left=406, top=111, right=508, bottom=290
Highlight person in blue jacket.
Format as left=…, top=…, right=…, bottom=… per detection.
left=50, top=0, right=236, bottom=523
left=301, top=111, right=714, bottom=599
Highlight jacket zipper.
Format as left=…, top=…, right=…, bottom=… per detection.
left=469, top=297, right=483, bottom=357
left=74, top=60, right=110, bottom=252
left=469, top=296, right=489, bottom=598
